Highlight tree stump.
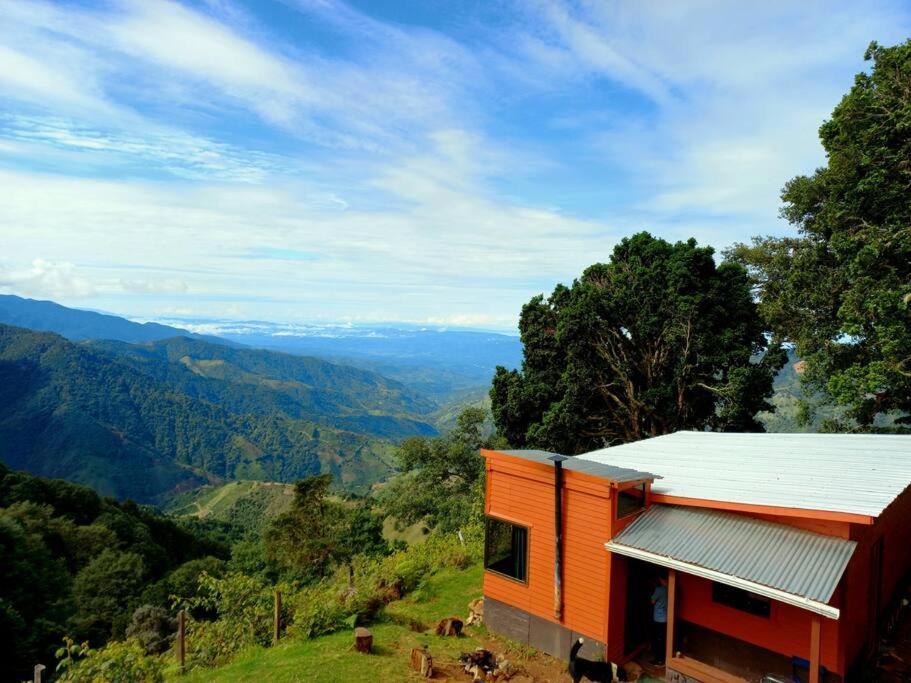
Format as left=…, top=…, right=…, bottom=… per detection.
left=410, top=647, right=433, bottom=678
left=354, top=627, right=373, bottom=653
left=435, top=616, right=463, bottom=637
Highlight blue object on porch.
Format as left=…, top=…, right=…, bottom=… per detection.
left=791, top=655, right=826, bottom=683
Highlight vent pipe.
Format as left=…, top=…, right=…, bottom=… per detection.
left=549, top=453, right=568, bottom=621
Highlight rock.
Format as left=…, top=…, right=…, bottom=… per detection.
left=466, top=597, right=484, bottom=626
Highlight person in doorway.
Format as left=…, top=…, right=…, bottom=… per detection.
left=650, top=574, right=668, bottom=665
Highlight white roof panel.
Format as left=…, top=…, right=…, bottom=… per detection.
left=578, top=431, right=911, bottom=518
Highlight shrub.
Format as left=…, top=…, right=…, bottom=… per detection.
left=288, top=527, right=482, bottom=639
left=176, top=571, right=275, bottom=667
left=125, top=605, right=174, bottom=654
left=55, top=636, right=164, bottom=683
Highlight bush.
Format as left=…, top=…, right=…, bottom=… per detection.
left=288, top=527, right=482, bottom=639
left=125, top=605, right=174, bottom=654
left=55, top=636, right=164, bottom=683
left=177, top=571, right=275, bottom=667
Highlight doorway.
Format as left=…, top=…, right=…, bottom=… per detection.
left=624, top=557, right=665, bottom=656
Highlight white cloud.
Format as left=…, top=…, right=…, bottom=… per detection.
left=0, top=259, right=96, bottom=299
left=0, top=0, right=909, bottom=329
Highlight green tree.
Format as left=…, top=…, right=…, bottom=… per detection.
left=729, top=40, right=911, bottom=429
left=262, top=474, right=383, bottom=582
left=382, top=407, right=498, bottom=532
left=71, top=550, right=146, bottom=642
left=492, top=232, right=783, bottom=454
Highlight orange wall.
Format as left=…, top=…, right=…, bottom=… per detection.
left=839, top=484, right=911, bottom=671
left=482, top=452, right=614, bottom=643
left=675, top=571, right=841, bottom=673
left=483, top=450, right=911, bottom=676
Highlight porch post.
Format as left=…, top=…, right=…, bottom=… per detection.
left=809, top=614, right=821, bottom=683
left=666, top=569, right=676, bottom=665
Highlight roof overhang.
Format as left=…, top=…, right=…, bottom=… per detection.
left=605, top=504, right=857, bottom=621
left=605, top=541, right=841, bottom=619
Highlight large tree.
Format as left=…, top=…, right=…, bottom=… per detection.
left=491, top=232, right=783, bottom=454
left=729, top=40, right=911, bottom=429
left=381, top=407, right=498, bottom=533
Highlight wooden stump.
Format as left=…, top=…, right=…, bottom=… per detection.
left=435, top=616, right=463, bottom=637
left=410, top=647, right=433, bottom=678
left=354, top=627, right=373, bottom=653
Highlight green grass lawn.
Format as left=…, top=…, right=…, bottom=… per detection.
left=164, top=564, right=663, bottom=683
left=166, top=565, right=485, bottom=682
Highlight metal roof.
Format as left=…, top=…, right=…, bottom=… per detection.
left=578, top=431, right=911, bottom=518
left=606, top=504, right=857, bottom=619
left=496, top=450, right=658, bottom=483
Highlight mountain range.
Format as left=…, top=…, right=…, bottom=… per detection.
left=0, top=296, right=525, bottom=504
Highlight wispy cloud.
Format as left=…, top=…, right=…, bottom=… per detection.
left=0, top=0, right=908, bottom=328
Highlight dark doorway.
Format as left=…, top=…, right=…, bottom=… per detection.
left=624, top=558, right=664, bottom=656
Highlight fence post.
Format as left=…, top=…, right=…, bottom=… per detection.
left=177, top=609, right=186, bottom=674
left=273, top=590, right=282, bottom=645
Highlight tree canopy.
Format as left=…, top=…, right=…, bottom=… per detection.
left=491, top=232, right=784, bottom=454
left=381, top=407, right=496, bottom=533
left=729, top=40, right=911, bottom=429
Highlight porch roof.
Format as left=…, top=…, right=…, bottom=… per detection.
left=605, top=504, right=857, bottom=619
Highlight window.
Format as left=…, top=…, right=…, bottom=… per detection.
left=617, top=483, right=646, bottom=519
left=484, top=517, right=528, bottom=582
left=712, top=582, right=771, bottom=618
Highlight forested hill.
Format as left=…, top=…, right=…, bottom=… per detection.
left=0, top=461, right=229, bottom=679
left=0, top=294, right=224, bottom=344
left=0, top=325, right=433, bottom=501
left=89, top=336, right=437, bottom=437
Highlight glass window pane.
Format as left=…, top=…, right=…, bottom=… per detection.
left=711, top=582, right=771, bottom=618
left=484, top=517, right=528, bottom=582
left=617, top=483, right=646, bottom=518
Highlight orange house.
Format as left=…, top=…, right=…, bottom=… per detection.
left=481, top=432, right=911, bottom=682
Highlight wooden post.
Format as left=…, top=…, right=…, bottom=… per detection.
left=354, top=627, right=373, bottom=653
left=666, top=569, right=677, bottom=666
left=809, top=614, right=821, bottom=683
left=273, top=590, right=282, bottom=645
left=177, top=609, right=186, bottom=674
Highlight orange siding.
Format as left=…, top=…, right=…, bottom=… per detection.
left=482, top=448, right=911, bottom=677
left=675, top=571, right=841, bottom=673
left=483, top=452, right=613, bottom=643
left=839, top=484, right=911, bottom=672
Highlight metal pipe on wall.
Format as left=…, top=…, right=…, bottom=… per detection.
left=550, top=453, right=568, bottom=621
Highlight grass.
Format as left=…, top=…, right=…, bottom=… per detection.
left=163, top=563, right=664, bottom=683
left=165, top=481, right=294, bottom=519
left=166, top=565, right=484, bottom=682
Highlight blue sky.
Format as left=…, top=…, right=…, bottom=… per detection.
left=1, top=1, right=909, bottom=331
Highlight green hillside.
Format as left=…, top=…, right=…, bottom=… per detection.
left=0, top=325, right=402, bottom=502
left=165, top=480, right=296, bottom=535
left=89, top=336, right=438, bottom=440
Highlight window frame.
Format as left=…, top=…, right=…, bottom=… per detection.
left=616, top=482, right=648, bottom=520
left=711, top=581, right=772, bottom=619
left=483, top=515, right=530, bottom=585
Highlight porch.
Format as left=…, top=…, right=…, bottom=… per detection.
left=607, top=505, right=856, bottom=682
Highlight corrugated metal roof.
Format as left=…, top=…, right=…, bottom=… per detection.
left=607, top=504, right=857, bottom=617
left=578, top=431, right=911, bottom=517
left=497, top=449, right=658, bottom=483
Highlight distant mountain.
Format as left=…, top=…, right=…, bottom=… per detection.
left=89, top=336, right=438, bottom=440
left=0, top=324, right=428, bottom=502
left=0, top=294, right=225, bottom=344
left=164, top=320, right=524, bottom=399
